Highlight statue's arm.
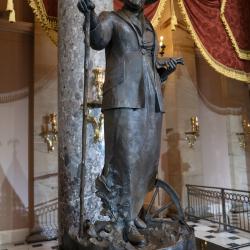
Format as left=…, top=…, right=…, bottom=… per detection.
left=89, top=11, right=113, bottom=50
left=78, top=0, right=113, bottom=50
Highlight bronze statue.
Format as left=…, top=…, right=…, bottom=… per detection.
left=78, top=0, right=184, bottom=246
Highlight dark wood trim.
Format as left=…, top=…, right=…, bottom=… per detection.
left=28, top=25, right=35, bottom=231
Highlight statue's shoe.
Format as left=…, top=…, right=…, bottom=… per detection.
left=134, top=217, right=147, bottom=229
left=125, top=224, right=146, bottom=247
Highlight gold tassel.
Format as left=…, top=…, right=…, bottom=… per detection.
left=9, top=10, right=16, bottom=23
left=6, top=0, right=16, bottom=23
left=6, top=0, right=14, bottom=12
left=170, top=0, right=178, bottom=31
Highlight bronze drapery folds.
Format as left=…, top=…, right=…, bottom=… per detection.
left=178, top=0, right=250, bottom=83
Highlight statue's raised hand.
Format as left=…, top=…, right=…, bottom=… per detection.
left=77, top=0, right=95, bottom=15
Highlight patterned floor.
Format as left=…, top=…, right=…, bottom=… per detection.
left=0, top=240, right=58, bottom=250
left=1, top=220, right=250, bottom=249
left=188, top=219, right=250, bottom=249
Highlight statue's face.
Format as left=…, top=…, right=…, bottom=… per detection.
left=124, top=0, right=146, bottom=10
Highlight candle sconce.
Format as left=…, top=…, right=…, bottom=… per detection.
left=185, top=116, right=200, bottom=148
left=93, top=67, right=105, bottom=101
left=236, top=119, right=250, bottom=149
left=86, top=110, right=104, bottom=143
left=159, top=36, right=166, bottom=57
left=40, top=113, right=58, bottom=152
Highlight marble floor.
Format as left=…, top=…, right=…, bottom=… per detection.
left=1, top=220, right=250, bottom=249
left=0, top=240, right=58, bottom=250
left=189, top=219, right=250, bottom=249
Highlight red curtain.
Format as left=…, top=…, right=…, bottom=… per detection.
left=43, top=0, right=58, bottom=17
left=178, top=0, right=250, bottom=83
left=113, top=0, right=160, bottom=21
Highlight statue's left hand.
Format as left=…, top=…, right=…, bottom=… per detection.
left=157, top=57, right=184, bottom=81
left=161, top=57, right=184, bottom=75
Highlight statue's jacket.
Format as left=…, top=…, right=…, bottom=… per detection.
left=90, top=9, right=165, bottom=112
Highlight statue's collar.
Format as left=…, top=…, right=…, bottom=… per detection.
left=117, top=9, right=146, bottom=37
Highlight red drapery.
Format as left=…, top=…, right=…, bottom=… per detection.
left=178, top=0, right=250, bottom=83
left=42, top=0, right=58, bottom=17
left=113, top=0, right=160, bottom=21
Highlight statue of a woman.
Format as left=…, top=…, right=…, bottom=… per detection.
left=78, top=0, right=183, bottom=246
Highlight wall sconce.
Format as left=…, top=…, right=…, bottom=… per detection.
left=40, top=113, right=58, bottom=152
left=86, top=110, right=104, bottom=143
left=185, top=116, right=200, bottom=148
left=93, top=67, right=105, bottom=101
left=159, top=36, right=166, bottom=57
left=236, top=119, right=250, bottom=149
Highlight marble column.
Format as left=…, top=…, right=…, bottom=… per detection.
left=58, top=0, right=85, bottom=245
left=58, top=0, right=112, bottom=248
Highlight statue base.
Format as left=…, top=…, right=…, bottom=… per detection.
left=60, top=219, right=196, bottom=250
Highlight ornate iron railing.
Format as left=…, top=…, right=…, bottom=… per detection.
left=35, top=198, right=58, bottom=230
left=186, top=185, right=250, bottom=233
left=27, top=198, right=58, bottom=243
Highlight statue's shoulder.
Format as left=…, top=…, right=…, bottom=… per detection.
left=99, top=10, right=118, bottom=17
left=98, top=10, right=120, bottom=22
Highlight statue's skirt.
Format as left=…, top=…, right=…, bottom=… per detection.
left=100, top=55, right=163, bottom=221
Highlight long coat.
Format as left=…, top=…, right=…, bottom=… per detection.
left=91, top=9, right=165, bottom=221
left=90, top=9, right=164, bottom=112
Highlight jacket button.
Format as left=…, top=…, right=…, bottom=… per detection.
left=141, top=48, right=146, bottom=55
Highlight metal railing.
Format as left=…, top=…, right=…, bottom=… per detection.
left=186, top=185, right=250, bottom=233
left=27, top=198, right=58, bottom=242
left=34, top=198, right=58, bottom=230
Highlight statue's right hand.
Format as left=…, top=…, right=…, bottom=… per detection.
left=77, top=0, right=95, bottom=14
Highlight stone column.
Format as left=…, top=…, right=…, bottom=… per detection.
left=58, top=0, right=112, bottom=248
left=58, top=0, right=84, bottom=246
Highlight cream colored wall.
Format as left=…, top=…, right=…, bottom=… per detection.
left=0, top=99, right=29, bottom=244
left=33, top=22, right=58, bottom=227
left=0, top=1, right=33, bottom=244
left=156, top=2, right=203, bottom=208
